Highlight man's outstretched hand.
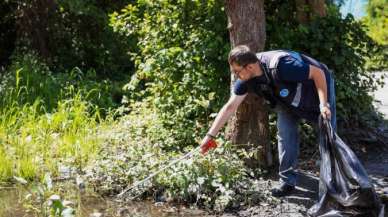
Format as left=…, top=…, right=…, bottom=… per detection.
left=200, top=136, right=217, bottom=155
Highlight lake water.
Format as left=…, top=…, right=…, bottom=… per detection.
left=0, top=186, right=210, bottom=217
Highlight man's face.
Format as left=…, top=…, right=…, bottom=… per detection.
left=230, top=62, right=254, bottom=81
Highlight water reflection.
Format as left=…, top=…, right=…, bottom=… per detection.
left=0, top=186, right=209, bottom=217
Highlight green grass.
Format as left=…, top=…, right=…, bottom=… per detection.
left=0, top=65, right=114, bottom=182
left=0, top=56, right=257, bottom=212
left=0, top=95, right=110, bottom=182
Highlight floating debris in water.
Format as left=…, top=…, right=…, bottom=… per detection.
left=89, top=212, right=103, bottom=217
left=76, top=175, right=85, bottom=192
left=13, top=176, right=28, bottom=185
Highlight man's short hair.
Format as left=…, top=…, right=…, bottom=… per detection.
left=228, top=45, right=258, bottom=66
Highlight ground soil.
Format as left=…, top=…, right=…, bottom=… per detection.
left=217, top=124, right=388, bottom=217
left=121, top=136, right=388, bottom=217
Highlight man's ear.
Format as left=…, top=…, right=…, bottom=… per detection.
left=246, top=63, right=254, bottom=70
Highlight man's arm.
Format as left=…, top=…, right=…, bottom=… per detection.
left=308, top=65, right=331, bottom=119
left=207, top=93, right=247, bottom=136
left=200, top=93, right=247, bottom=146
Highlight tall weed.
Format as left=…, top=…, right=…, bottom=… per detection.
left=0, top=53, right=115, bottom=182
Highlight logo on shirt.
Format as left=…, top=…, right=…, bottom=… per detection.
left=280, top=89, right=289, bottom=97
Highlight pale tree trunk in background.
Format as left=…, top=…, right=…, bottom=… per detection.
left=225, top=0, right=272, bottom=169
left=295, top=0, right=327, bottom=24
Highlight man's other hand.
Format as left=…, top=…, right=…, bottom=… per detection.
left=321, top=105, right=331, bottom=120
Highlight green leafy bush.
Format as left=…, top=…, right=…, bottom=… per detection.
left=362, top=0, right=388, bottom=71
left=0, top=0, right=133, bottom=77
left=86, top=105, right=258, bottom=211
left=110, top=0, right=230, bottom=149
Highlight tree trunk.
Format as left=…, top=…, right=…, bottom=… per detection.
left=295, top=0, right=326, bottom=24
left=225, top=0, right=272, bottom=169
left=295, top=0, right=309, bottom=24
left=308, top=0, right=326, bottom=17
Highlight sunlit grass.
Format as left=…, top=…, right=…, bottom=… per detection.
left=0, top=67, right=113, bottom=182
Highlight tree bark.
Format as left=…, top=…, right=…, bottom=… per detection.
left=295, top=0, right=326, bottom=24
left=295, top=0, right=309, bottom=24
left=308, top=0, right=326, bottom=17
left=225, top=0, right=272, bottom=169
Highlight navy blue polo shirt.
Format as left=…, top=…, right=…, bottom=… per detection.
left=233, top=55, right=310, bottom=95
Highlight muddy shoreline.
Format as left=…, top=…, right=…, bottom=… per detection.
left=2, top=164, right=387, bottom=217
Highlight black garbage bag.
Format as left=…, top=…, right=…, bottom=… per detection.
left=308, top=117, right=385, bottom=217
